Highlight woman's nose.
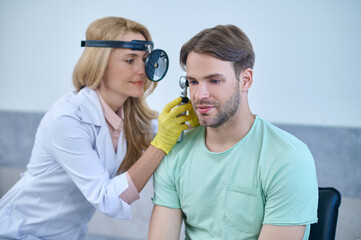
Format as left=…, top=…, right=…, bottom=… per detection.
left=136, top=59, right=146, bottom=76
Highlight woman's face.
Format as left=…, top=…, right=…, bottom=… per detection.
left=99, top=32, right=147, bottom=110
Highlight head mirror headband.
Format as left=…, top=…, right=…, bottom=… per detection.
left=81, top=40, right=169, bottom=82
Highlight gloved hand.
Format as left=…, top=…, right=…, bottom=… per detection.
left=188, top=100, right=200, bottom=128
left=151, top=97, right=194, bottom=154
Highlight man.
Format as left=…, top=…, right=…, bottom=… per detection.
left=149, top=24, right=318, bottom=240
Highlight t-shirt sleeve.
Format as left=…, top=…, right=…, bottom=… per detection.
left=152, top=154, right=181, bottom=209
left=262, top=143, right=318, bottom=225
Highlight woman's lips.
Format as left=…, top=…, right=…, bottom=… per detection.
left=130, top=81, right=144, bottom=86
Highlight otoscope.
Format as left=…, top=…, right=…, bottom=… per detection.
left=177, top=76, right=189, bottom=142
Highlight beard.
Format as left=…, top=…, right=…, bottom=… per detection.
left=194, top=82, right=240, bottom=128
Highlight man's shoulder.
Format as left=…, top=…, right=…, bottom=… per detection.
left=255, top=117, right=314, bottom=173
left=160, top=126, right=204, bottom=170
left=256, top=116, right=308, bottom=151
left=171, top=126, right=204, bottom=153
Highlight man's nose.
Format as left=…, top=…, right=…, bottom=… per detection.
left=194, top=82, right=210, bottom=99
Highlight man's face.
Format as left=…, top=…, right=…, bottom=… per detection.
left=186, top=52, right=241, bottom=128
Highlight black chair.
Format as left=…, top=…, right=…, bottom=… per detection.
left=309, top=187, right=341, bottom=240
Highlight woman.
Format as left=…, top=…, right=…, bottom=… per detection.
left=0, top=16, right=198, bottom=239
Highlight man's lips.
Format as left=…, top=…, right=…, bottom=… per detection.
left=196, top=105, right=215, bottom=114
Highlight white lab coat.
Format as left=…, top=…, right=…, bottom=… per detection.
left=0, top=87, right=157, bottom=239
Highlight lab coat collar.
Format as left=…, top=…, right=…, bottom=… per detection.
left=77, top=87, right=103, bottom=127
left=76, top=87, right=126, bottom=176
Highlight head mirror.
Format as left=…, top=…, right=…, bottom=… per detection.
left=81, top=40, right=169, bottom=82
left=145, top=49, right=169, bottom=82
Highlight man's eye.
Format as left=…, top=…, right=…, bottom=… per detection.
left=189, top=80, right=198, bottom=85
left=126, top=59, right=134, bottom=64
left=210, top=79, right=221, bottom=84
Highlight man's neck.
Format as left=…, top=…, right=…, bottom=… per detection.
left=204, top=108, right=255, bottom=153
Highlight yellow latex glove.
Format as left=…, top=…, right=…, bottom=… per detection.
left=188, top=100, right=200, bottom=128
left=151, top=97, right=194, bottom=154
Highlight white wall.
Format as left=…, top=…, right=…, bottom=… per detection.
left=0, top=0, right=360, bottom=127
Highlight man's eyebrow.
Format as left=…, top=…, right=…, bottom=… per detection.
left=204, top=73, right=224, bottom=79
left=186, top=73, right=225, bottom=80
left=186, top=75, right=196, bottom=81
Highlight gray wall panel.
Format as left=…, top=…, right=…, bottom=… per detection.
left=277, top=124, right=361, bottom=198
left=1, top=110, right=360, bottom=198
left=0, top=111, right=43, bottom=167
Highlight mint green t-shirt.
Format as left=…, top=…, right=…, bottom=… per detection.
left=152, top=116, right=318, bottom=240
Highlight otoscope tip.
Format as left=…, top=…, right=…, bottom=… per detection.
left=181, top=97, right=189, bottom=103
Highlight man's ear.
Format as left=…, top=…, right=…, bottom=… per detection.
left=240, top=68, right=253, bottom=92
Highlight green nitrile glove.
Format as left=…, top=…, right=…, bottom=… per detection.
left=151, top=97, right=193, bottom=154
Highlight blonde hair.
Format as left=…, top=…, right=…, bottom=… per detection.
left=73, top=16, right=158, bottom=173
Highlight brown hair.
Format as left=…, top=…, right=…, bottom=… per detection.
left=73, top=16, right=158, bottom=173
left=180, top=24, right=255, bottom=79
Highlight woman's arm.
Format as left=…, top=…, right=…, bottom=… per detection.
left=127, top=145, right=165, bottom=192
left=127, top=97, right=197, bottom=192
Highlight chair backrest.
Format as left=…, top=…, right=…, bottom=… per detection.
left=309, top=187, right=341, bottom=240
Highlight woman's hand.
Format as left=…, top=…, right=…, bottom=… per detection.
left=188, top=100, right=200, bottom=128
left=151, top=97, right=197, bottom=154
